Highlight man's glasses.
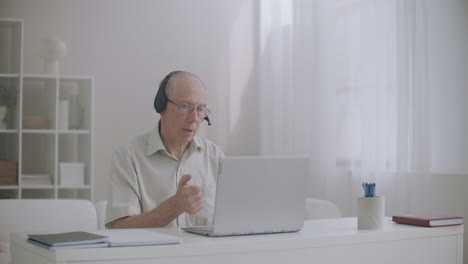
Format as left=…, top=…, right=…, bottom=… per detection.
left=167, top=99, right=211, bottom=118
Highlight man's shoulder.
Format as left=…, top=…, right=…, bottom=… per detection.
left=194, top=136, right=223, bottom=155
left=113, top=132, right=150, bottom=155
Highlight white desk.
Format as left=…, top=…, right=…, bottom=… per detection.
left=11, top=217, right=463, bottom=264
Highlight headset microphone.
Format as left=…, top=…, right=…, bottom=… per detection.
left=204, top=116, right=211, bottom=126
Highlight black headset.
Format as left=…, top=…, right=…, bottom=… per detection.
left=154, top=71, right=211, bottom=125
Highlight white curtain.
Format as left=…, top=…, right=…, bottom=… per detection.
left=257, top=0, right=468, bottom=216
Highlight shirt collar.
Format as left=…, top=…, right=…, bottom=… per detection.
left=146, top=121, right=204, bottom=156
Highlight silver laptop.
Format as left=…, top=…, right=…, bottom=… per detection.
left=182, top=156, right=308, bottom=237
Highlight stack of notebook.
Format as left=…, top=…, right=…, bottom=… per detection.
left=28, top=229, right=180, bottom=249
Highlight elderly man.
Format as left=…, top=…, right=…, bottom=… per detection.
left=106, top=71, right=224, bottom=228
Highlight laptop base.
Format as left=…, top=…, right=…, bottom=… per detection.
left=182, top=226, right=301, bottom=237
left=182, top=226, right=215, bottom=237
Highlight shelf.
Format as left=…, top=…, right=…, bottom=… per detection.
left=21, top=74, right=94, bottom=80
left=0, top=76, right=20, bottom=130
left=59, top=75, right=94, bottom=80
left=0, top=18, right=93, bottom=201
left=21, top=189, right=54, bottom=199
left=0, top=186, right=18, bottom=189
left=21, top=129, right=56, bottom=134
left=20, top=129, right=90, bottom=134
left=58, top=185, right=91, bottom=189
left=0, top=133, right=19, bottom=160
left=22, top=73, right=58, bottom=79
left=58, top=188, right=90, bottom=199
left=21, top=185, right=54, bottom=189
left=0, top=19, right=23, bottom=24
left=0, top=19, right=22, bottom=74
left=0, top=129, right=18, bottom=133
left=0, top=188, right=18, bottom=199
left=58, top=130, right=90, bottom=134
left=0, top=73, right=20, bottom=78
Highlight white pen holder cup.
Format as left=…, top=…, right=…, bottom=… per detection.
left=357, top=196, right=385, bottom=230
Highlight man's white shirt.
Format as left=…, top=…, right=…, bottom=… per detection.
left=106, top=124, right=224, bottom=228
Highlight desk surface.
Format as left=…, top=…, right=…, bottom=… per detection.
left=11, top=217, right=464, bottom=264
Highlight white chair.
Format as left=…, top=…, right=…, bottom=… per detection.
left=94, top=200, right=108, bottom=230
left=0, top=199, right=99, bottom=264
left=305, top=198, right=342, bottom=220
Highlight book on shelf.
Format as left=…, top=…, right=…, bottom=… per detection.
left=28, top=231, right=109, bottom=249
left=392, top=215, right=463, bottom=227
left=28, top=229, right=180, bottom=250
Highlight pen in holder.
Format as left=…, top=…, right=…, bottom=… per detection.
left=357, top=182, right=385, bottom=230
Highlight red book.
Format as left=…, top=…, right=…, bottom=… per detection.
left=392, top=215, right=463, bottom=227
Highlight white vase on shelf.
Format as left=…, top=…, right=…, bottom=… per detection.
left=68, top=95, right=82, bottom=130
left=59, top=100, right=69, bottom=130
left=0, top=106, right=7, bottom=129
left=40, top=36, right=67, bottom=75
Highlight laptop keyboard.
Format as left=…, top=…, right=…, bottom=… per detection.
left=192, top=226, right=212, bottom=232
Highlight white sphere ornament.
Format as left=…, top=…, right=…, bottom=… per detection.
left=41, top=36, right=67, bottom=75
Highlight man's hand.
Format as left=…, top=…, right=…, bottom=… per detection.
left=111, top=174, right=204, bottom=228
left=175, top=174, right=204, bottom=215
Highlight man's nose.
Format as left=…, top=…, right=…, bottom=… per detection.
left=187, top=108, right=200, bottom=120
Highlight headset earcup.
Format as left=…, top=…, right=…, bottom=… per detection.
left=154, top=84, right=167, bottom=113
left=154, top=71, right=183, bottom=113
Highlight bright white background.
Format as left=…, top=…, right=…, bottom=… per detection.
left=2, top=0, right=468, bottom=261
left=1, top=0, right=261, bottom=201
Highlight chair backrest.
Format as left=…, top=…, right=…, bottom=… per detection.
left=94, top=200, right=108, bottom=230
left=305, top=198, right=343, bottom=220
left=0, top=199, right=99, bottom=243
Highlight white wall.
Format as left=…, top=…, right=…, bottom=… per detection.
left=0, top=0, right=259, bottom=202
left=426, top=0, right=468, bottom=174
left=2, top=0, right=467, bottom=232
left=414, top=1, right=468, bottom=261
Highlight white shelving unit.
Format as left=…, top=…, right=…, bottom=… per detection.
left=0, top=19, right=93, bottom=200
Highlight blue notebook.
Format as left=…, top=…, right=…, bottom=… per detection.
left=28, top=231, right=109, bottom=249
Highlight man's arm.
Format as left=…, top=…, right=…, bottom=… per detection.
left=111, top=174, right=204, bottom=228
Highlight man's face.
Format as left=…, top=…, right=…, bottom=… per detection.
left=160, top=74, right=208, bottom=144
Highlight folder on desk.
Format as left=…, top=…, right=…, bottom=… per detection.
left=28, top=230, right=180, bottom=249
left=96, top=229, right=180, bottom=247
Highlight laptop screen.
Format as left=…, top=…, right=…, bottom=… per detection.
left=211, top=156, right=309, bottom=235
